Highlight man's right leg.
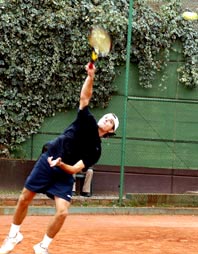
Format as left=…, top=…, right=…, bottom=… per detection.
left=0, top=187, right=36, bottom=254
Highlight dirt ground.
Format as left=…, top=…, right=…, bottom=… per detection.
left=0, top=215, right=198, bottom=254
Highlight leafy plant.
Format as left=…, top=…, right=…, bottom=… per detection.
left=0, top=0, right=197, bottom=156
left=132, top=0, right=198, bottom=88
left=0, top=0, right=128, bottom=154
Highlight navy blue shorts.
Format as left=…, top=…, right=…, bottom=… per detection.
left=25, top=153, right=74, bottom=202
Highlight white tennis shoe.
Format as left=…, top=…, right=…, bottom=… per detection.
left=33, top=243, right=50, bottom=254
left=0, top=232, right=23, bottom=254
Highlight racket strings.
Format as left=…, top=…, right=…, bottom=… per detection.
left=89, top=27, right=111, bottom=58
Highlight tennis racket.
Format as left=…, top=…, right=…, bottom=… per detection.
left=88, top=26, right=112, bottom=68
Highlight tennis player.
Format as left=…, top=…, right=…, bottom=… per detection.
left=0, top=63, right=119, bottom=254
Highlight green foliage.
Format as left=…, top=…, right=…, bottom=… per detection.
left=0, top=0, right=197, bottom=156
left=132, top=0, right=198, bottom=88
left=0, top=0, right=128, bottom=152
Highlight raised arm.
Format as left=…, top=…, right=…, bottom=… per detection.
left=79, top=63, right=96, bottom=110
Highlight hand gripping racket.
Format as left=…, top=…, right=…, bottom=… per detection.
left=88, top=27, right=112, bottom=68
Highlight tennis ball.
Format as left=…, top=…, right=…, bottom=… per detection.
left=182, top=11, right=198, bottom=21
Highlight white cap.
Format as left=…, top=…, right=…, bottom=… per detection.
left=98, top=113, right=119, bottom=133
left=112, top=113, right=119, bottom=132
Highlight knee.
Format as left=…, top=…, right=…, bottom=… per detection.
left=55, top=197, right=70, bottom=221
left=18, top=195, right=29, bottom=207
left=18, top=190, right=34, bottom=207
left=56, top=208, right=68, bottom=221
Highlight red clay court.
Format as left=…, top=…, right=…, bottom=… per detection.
left=0, top=215, right=198, bottom=254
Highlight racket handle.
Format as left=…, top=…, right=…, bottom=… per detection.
left=88, top=61, right=95, bottom=69
left=89, top=50, right=97, bottom=69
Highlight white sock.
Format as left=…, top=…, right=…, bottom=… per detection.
left=8, top=223, right=21, bottom=238
left=41, top=234, right=53, bottom=249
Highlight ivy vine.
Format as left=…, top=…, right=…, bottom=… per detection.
left=132, top=0, right=198, bottom=88
left=0, top=0, right=197, bottom=157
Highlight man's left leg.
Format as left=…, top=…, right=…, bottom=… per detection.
left=33, top=196, right=70, bottom=254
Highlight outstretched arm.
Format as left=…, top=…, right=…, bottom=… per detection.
left=79, top=63, right=96, bottom=110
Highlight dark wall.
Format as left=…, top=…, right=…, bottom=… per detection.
left=0, top=159, right=35, bottom=190
left=1, top=159, right=198, bottom=194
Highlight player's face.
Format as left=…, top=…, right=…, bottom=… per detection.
left=97, top=114, right=115, bottom=133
